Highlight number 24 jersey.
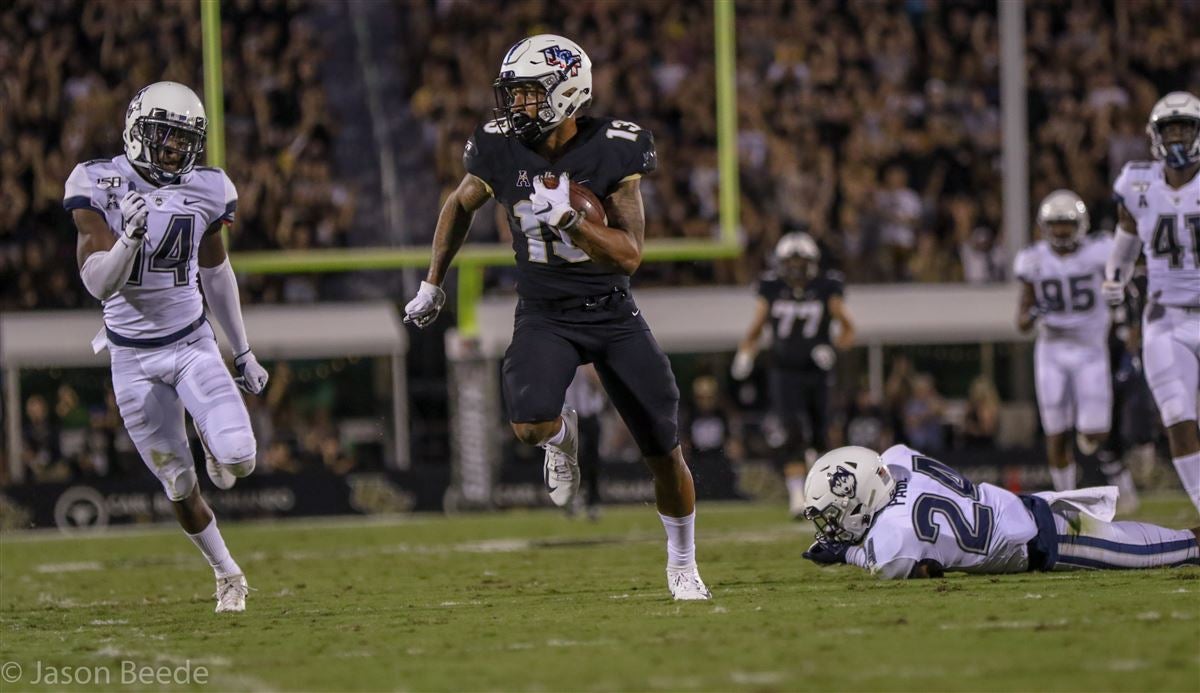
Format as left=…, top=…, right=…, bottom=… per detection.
left=846, top=445, right=1038, bottom=579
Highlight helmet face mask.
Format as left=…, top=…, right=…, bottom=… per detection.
left=492, top=35, right=592, bottom=146
left=1147, top=91, right=1200, bottom=170
left=123, top=82, right=207, bottom=186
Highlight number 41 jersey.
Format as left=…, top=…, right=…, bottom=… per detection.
left=64, top=155, right=236, bottom=339
left=1114, top=160, right=1200, bottom=307
left=846, top=445, right=1038, bottom=579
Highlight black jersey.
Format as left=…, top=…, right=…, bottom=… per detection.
left=756, top=270, right=844, bottom=371
left=463, top=116, right=656, bottom=300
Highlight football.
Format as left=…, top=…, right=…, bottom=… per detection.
left=541, top=173, right=607, bottom=225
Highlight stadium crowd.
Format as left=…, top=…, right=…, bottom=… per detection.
left=1, top=0, right=350, bottom=311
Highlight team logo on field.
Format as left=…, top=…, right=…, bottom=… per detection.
left=542, top=46, right=581, bottom=76
left=516, top=169, right=530, bottom=188
left=830, top=467, right=857, bottom=498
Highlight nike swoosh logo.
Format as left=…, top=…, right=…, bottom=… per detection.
left=185, top=338, right=201, bottom=346
left=632, top=310, right=640, bottom=316
left=183, top=198, right=202, bottom=206
left=532, top=203, right=553, bottom=215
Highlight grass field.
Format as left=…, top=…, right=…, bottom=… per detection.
left=2, top=496, right=1198, bottom=692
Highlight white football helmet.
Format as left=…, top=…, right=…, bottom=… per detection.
left=1036, top=189, right=1089, bottom=251
left=803, top=446, right=896, bottom=547
left=123, top=81, right=207, bottom=185
left=774, top=231, right=821, bottom=283
left=1147, top=91, right=1200, bottom=169
left=493, top=34, right=592, bottom=145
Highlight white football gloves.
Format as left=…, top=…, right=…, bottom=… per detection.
left=1101, top=279, right=1125, bottom=307
left=530, top=173, right=580, bottom=234
left=730, top=349, right=755, bottom=380
left=119, top=190, right=149, bottom=239
left=404, top=280, right=446, bottom=329
left=233, top=349, right=269, bottom=395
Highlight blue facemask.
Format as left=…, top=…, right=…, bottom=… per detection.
left=1164, top=142, right=1194, bottom=169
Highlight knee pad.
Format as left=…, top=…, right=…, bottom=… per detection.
left=226, top=457, right=256, bottom=478
left=209, top=428, right=257, bottom=468
left=164, top=466, right=197, bottom=501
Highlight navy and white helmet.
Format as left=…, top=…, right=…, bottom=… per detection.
left=122, top=81, right=207, bottom=185
left=493, top=34, right=592, bottom=145
left=1036, top=189, right=1089, bottom=251
left=803, top=446, right=896, bottom=547
left=1147, top=91, right=1200, bottom=169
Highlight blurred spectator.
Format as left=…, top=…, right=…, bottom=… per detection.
left=844, top=387, right=891, bottom=451
left=22, top=394, right=66, bottom=482
left=961, top=376, right=1001, bottom=449
left=903, top=373, right=947, bottom=452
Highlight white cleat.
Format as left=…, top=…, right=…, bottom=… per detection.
left=214, top=573, right=249, bottom=613
left=543, top=407, right=580, bottom=507
left=667, top=564, right=712, bottom=601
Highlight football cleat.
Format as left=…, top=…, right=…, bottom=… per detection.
left=543, top=407, right=580, bottom=507
left=667, top=564, right=712, bottom=601
left=214, top=573, right=248, bottom=613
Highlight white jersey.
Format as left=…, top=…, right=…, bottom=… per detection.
left=64, top=155, right=237, bottom=339
left=1012, top=236, right=1111, bottom=341
left=846, top=445, right=1038, bottom=579
left=1113, top=160, right=1200, bottom=307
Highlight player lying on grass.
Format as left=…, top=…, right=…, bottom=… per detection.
left=801, top=445, right=1199, bottom=579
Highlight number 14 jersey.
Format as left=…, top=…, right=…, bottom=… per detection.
left=846, top=445, right=1038, bottom=579
left=64, top=155, right=236, bottom=339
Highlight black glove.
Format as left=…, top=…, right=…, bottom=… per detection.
left=803, top=540, right=848, bottom=566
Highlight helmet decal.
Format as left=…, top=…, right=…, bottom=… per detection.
left=542, top=46, right=581, bottom=76
left=830, top=467, right=857, bottom=498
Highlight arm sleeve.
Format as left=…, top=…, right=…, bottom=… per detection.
left=1112, top=163, right=1133, bottom=206
left=63, top=164, right=102, bottom=213
left=1104, top=228, right=1141, bottom=284
left=79, top=235, right=142, bottom=300
left=199, top=258, right=251, bottom=355
left=621, top=126, right=657, bottom=181
left=825, top=273, right=845, bottom=298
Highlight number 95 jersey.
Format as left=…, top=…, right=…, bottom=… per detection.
left=64, top=155, right=236, bottom=339
left=1012, top=236, right=1112, bottom=341
left=463, top=116, right=656, bottom=300
left=1114, top=160, right=1200, bottom=307
left=846, top=445, right=1038, bottom=579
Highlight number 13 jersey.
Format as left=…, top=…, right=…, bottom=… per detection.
left=1114, top=160, right=1200, bottom=307
left=846, top=445, right=1038, bottom=579
left=64, top=155, right=236, bottom=339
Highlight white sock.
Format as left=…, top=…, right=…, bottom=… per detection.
left=786, top=476, right=806, bottom=511
left=186, top=518, right=241, bottom=578
left=659, top=511, right=696, bottom=569
left=1049, top=462, right=1076, bottom=492
left=543, top=418, right=566, bottom=448
left=1172, top=452, right=1200, bottom=513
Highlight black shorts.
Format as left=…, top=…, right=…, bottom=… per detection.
left=502, top=292, right=680, bottom=457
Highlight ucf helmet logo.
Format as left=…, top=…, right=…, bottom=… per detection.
left=830, top=467, right=857, bottom=498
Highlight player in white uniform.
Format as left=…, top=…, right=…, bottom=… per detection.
left=64, top=82, right=270, bottom=612
left=1013, top=190, right=1137, bottom=508
left=1103, top=91, right=1200, bottom=515
left=800, top=446, right=1199, bottom=579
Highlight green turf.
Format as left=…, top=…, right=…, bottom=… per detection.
left=1, top=496, right=1198, bottom=692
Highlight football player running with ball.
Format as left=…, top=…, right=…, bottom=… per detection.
left=801, top=446, right=1198, bottom=579
left=1013, top=190, right=1138, bottom=508
left=404, top=35, right=710, bottom=600
left=732, top=232, right=855, bottom=519
left=65, top=82, right=268, bottom=612
left=1104, top=92, right=1200, bottom=516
